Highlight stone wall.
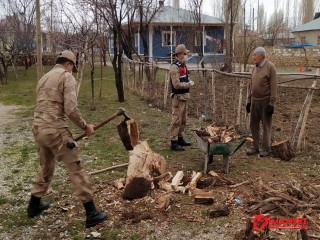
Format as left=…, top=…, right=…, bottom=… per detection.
left=265, top=46, right=320, bottom=67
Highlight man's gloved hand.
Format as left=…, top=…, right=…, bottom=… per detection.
left=189, top=80, right=194, bottom=86
left=246, top=103, right=251, bottom=113
left=266, top=105, right=274, bottom=115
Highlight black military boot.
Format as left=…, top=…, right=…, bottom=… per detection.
left=27, top=195, right=50, bottom=218
left=178, top=136, right=192, bottom=146
left=84, top=201, right=108, bottom=228
left=170, top=140, right=185, bottom=151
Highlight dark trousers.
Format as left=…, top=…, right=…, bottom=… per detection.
left=250, top=99, right=272, bottom=152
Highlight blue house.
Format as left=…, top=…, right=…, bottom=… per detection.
left=110, top=1, right=225, bottom=64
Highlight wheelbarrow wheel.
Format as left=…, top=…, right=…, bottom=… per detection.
left=222, top=155, right=229, bottom=174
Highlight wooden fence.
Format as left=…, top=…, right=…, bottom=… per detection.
left=121, top=58, right=320, bottom=152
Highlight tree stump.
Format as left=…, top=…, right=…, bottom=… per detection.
left=271, top=140, right=295, bottom=161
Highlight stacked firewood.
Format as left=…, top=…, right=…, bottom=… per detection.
left=195, top=124, right=238, bottom=143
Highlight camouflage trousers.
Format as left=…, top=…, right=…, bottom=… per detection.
left=31, top=126, right=93, bottom=203
left=170, top=96, right=187, bottom=140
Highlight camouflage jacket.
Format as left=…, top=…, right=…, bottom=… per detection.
left=33, top=64, right=86, bottom=129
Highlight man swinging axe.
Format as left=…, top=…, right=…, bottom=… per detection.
left=27, top=50, right=107, bottom=228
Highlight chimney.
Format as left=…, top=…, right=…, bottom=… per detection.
left=173, top=0, right=179, bottom=9
left=159, top=0, right=164, bottom=7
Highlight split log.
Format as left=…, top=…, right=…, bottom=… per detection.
left=271, top=140, right=295, bottom=161
left=171, top=171, right=184, bottom=190
left=194, top=192, right=214, bottom=204
left=234, top=217, right=269, bottom=240
left=159, top=182, right=173, bottom=192
left=208, top=206, right=230, bottom=218
left=156, top=193, right=173, bottom=211
left=153, top=172, right=173, bottom=186
left=189, top=172, right=203, bottom=196
left=117, top=118, right=140, bottom=150
left=123, top=141, right=166, bottom=200
left=114, top=178, right=126, bottom=189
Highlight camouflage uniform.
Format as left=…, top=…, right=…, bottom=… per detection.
left=31, top=64, right=93, bottom=202
left=169, top=57, right=193, bottom=144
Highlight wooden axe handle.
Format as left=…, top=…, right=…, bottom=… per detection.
left=74, top=108, right=126, bottom=142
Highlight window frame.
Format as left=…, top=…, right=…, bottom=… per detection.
left=162, top=31, right=176, bottom=47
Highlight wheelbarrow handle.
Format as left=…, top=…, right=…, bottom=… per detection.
left=74, top=107, right=127, bottom=142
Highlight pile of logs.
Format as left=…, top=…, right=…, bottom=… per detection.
left=195, top=124, right=237, bottom=143
left=235, top=179, right=320, bottom=239
left=246, top=179, right=320, bottom=216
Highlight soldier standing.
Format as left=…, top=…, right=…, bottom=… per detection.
left=169, top=44, right=194, bottom=151
left=27, top=50, right=107, bottom=228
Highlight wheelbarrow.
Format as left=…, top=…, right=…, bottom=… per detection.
left=191, top=130, right=252, bottom=174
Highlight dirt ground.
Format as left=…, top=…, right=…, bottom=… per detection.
left=0, top=95, right=319, bottom=240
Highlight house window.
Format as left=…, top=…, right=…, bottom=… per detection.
left=318, top=36, right=320, bottom=45
left=135, top=33, right=139, bottom=48
left=300, top=37, right=306, bottom=44
left=195, top=31, right=206, bottom=46
left=162, top=31, right=176, bottom=46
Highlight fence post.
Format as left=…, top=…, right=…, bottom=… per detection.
left=203, top=70, right=209, bottom=121
left=211, top=71, right=216, bottom=122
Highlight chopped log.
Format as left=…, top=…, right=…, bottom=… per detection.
left=159, top=182, right=173, bottom=192
left=271, top=140, right=295, bottom=161
left=114, top=178, right=126, bottom=189
left=124, top=141, right=166, bottom=199
left=171, top=171, right=184, bottom=190
left=156, top=193, right=173, bottom=211
left=176, top=186, right=188, bottom=194
left=300, top=229, right=310, bottom=240
left=194, top=193, right=214, bottom=204
left=189, top=172, right=203, bottom=196
left=117, top=118, right=140, bottom=151
left=153, top=172, right=173, bottom=186
left=197, top=176, right=215, bottom=189
left=233, top=217, right=269, bottom=240
left=208, top=206, right=230, bottom=218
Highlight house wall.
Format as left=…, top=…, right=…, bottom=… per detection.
left=152, top=25, right=224, bottom=59
left=293, top=30, right=320, bottom=46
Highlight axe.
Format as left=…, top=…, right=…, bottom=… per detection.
left=74, top=107, right=130, bottom=142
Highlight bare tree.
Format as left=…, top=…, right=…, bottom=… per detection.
left=292, top=0, right=300, bottom=28
left=267, top=9, right=284, bottom=46
left=223, top=0, right=241, bottom=72
left=188, top=0, right=204, bottom=68
left=212, top=0, right=224, bottom=19
left=0, top=0, right=36, bottom=80
left=300, top=0, right=315, bottom=24
left=95, top=0, right=130, bottom=102
left=257, top=3, right=267, bottom=35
